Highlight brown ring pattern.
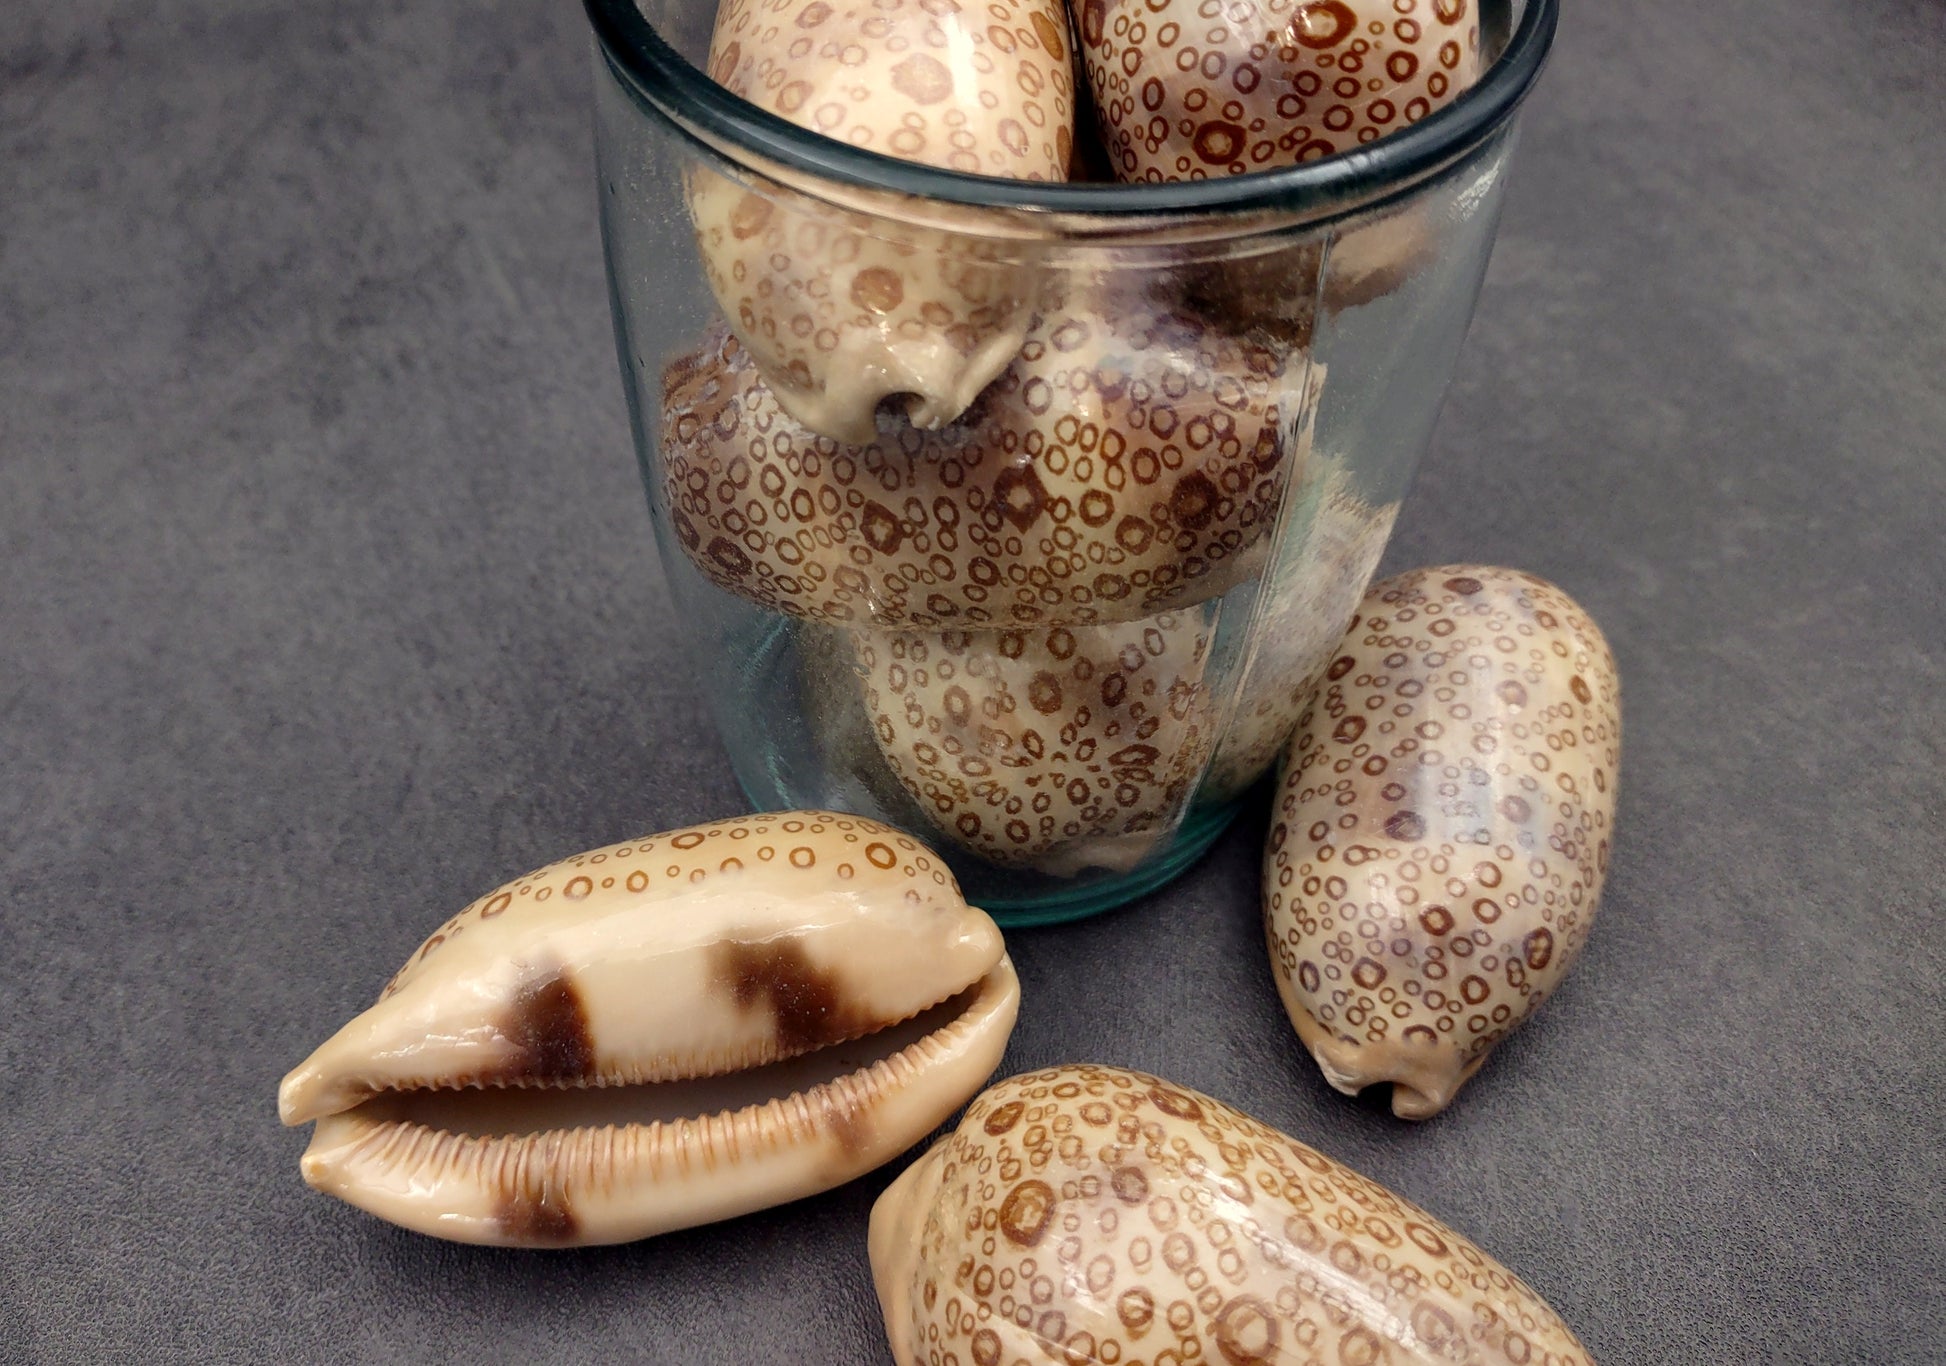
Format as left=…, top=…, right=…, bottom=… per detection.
left=876, top=1064, right=1594, bottom=1365
left=1079, top=0, right=1481, bottom=183
left=1262, top=566, right=1620, bottom=1118
left=661, top=309, right=1310, bottom=629
left=694, top=0, right=1076, bottom=442
left=852, top=610, right=1216, bottom=871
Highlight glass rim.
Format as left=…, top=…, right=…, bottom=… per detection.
left=584, top=0, right=1556, bottom=220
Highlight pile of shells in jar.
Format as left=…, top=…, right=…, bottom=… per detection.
left=664, top=0, right=1488, bottom=881
left=277, top=4, right=1618, bottom=1359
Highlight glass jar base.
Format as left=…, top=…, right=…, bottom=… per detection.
left=731, top=768, right=1240, bottom=928
left=974, top=800, right=1242, bottom=927
left=714, top=614, right=1242, bottom=925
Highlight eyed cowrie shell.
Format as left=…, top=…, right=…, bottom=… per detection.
left=1203, top=463, right=1398, bottom=801
left=691, top=0, right=1077, bottom=442
left=1079, top=0, right=1482, bottom=182
left=1077, top=0, right=1484, bottom=341
left=278, top=812, right=1019, bottom=1245
left=661, top=309, right=1317, bottom=629
left=850, top=609, right=1217, bottom=874
left=710, top=0, right=1075, bottom=181
left=871, top=1063, right=1595, bottom=1365
left=1264, top=566, right=1620, bottom=1118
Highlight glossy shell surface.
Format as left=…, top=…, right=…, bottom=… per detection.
left=662, top=313, right=1311, bottom=628
left=871, top=1063, right=1594, bottom=1364
left=693, top=0, right=1075, bottom=441
left=852, top=611, right=1216, bottom=873
left=686, top=170, right=1038, bottom=445
left=710, top=0, right=1075, bottom=178
left=1079, top=0, right=1482, bottom=182
left=279, top=812, right=1020, bottom=1245
left=1264, top=567, right=1619, bottom=1118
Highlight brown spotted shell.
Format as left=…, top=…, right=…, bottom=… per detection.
left=692, top=0, right=1076, bottom=442
left=686, top=170, right=1041, bottom=445
left=278, top=812, right=1020, bottom=1245
left=710, top=0, right=1075, bottom=178
left=1264, top=567, right=1620, bottom=1119
left=1204, top=464, right=1399, bottom=801
left=870, top=1064, right=1595, bottom=1365
left=1079, top=0, right=1483, bottom=182
left=661, top=311, right=1312, bottom=628
left=851, top=611, right=1216, bottom=873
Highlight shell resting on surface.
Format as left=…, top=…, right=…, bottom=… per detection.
left=871, top=1063, right=1594, bottom=1365
left=279, top=811, right=1019, bottom=1246
left=1265, top=567, right=1619, bottom=1118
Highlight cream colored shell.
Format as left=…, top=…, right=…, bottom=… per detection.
left=693, top=0, right=1076, bottom=442
left=661, top=312, right=1311, bottom=629
left=871, top=1064, right=1594, bottom=1365
left=710, top=0, right=1075, bottom=176
left=279, top=811, right=1020, bottom=1245
left=1264, top=567, right=1619, bottom=1118
left=686, top=170, right=1039, bottom=445
left=851, top=611, right=1216, bottom=874
left=1204, top=464, right=1398, bottom=800
left=1079, top=0, right=1482, bottom=182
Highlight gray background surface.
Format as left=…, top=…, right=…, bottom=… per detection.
left=3, top=0, right=1943, bottom=1361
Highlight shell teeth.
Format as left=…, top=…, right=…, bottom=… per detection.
left=282, top=812, right=1018, bottom=1244
left=352, top=982, right=980, bottom=1103
left=334, top=973, right=995, bottom=1124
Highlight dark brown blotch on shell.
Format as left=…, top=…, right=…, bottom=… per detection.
left=495, top=967, right=596, bottom=1083
left=713, top=936, right=883, bottom=1056
left=495, top=1180, right=578, bottom=1244
left=817, top=1085, right=876, bottom=1157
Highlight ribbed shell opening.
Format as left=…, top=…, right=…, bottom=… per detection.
left=337, top=978, right=992, bottom=1143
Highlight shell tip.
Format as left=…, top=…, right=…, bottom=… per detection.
left=277, top=1063, right=333, bottom=1127
left=869, top=1140, right=950, bottom=1364
left=1388, top=1083, right=1448, bottom=1122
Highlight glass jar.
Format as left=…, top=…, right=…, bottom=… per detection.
left=585, top=0, right=1557, bottom=923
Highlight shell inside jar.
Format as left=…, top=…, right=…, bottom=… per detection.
left=660, top=309, right=1316, bottom=630
left=1075, top=0, right=1485, bottom=343
left=691, top=0, right=1077, bottom=442
left=850, top=610, right=1219, bottom=874
left=685, top=170, right=1043, bottom=445
left=1079, top=0, right=1483, bottom=182
left=1202, top=461, right=1399, bottom=801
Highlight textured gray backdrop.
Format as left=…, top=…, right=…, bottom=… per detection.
left=3, top=0, right=1942, bottom=1361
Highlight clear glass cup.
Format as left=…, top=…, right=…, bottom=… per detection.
left=585, top=0, right=1557, bottom=924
